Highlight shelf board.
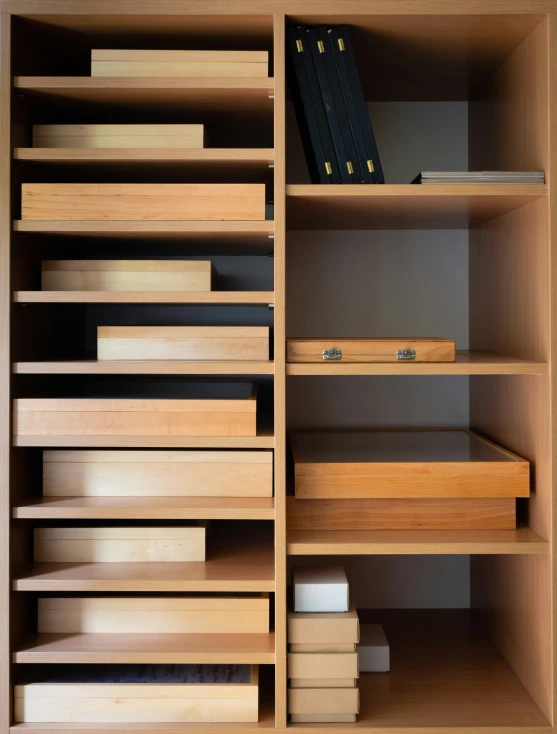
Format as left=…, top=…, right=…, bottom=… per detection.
left=287, top=527, right=548, bottom=555
left=13, top=360, right=275, bottom=375
left=13, top=528, right=274, bottom=593
left=286, top=184, right=547, bottom=230
left=286, top=351, right=548, bottom=376
left=13, top=496, right=275, bottom=520
left=13, top=220, right=274, bottom=244
left=13, top=76, right=275, bottom=116
left=13, top=429, right=274, bottom=449
left=288, top=609, right=550, bottom=731
left=13, top=291, right=274, bottom=305
left=13, top=631, right=275, bottom=665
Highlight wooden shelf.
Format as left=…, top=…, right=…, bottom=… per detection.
left=13, top=360, right=275, bottom=375
left=13, top=632, right=275, bottom=665
left=13, top=220, right=274, bottom=244
left=13, top=292, right=274, bottom=305
left=13, top=528, right=274, bottom=592
left=286, top=184, right=547, bottom=230
left=287, top=527, right=548, bottom=555
left=286, top=351, right=547, bottom=376
left=13, top=496, right=275, bottom=520
left=288, top=610, right=550, bottom=732
left=13, top=429, right=275, bottom=449
left=13, top=77, right=275, bottom=117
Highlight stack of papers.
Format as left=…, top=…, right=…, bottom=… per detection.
left=412, top=171, right=545, bottom=184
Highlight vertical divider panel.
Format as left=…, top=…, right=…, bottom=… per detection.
left=0, top=13, right=10, bottom=728
left=273, top=13, right=288, bottom=730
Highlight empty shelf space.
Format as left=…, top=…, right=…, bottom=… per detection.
left=13, top=632, right=275, bottom=665
left=286, top=352, right=548, bottom=376
left=13, top=360, right=275, bottom=376
left=286, top=184, right=547, bottom=230
left=287, top=528, right=548, bottom=555
left=13, top=292, right=274, bottom=305
left=13, top=220, right=274, bottom=244
left=288, top=609, right=549, bottom=732
left=13, top=77, right=275, bottom=117
left=13, top=529, right=274, bottom=592
left=13, top=496, right=275, bottom=520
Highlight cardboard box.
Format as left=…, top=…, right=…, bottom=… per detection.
left=34, top=525, right=206, bottom=563
left=293, top=566, right=349, bottom=612
left=288, top=652, right=358, bottom=680
left=15, top=665, right=259, bottom=723
left=358, top=624, right=390, bottom=672
left=97, top=326, right=269, bottom=361
left=288, top=687, right=359, bottom=715
left=291, top=714, right=357, bottom=723
left=33, top=124, right=205, bottom=149
left=41, top=260, right=214, bottom=293
left=43, top=450, right=273, bottom=498
left=38, top=595, right=269, bottom=634
left=288, top=602, right=359, bottom=645
left=290, top=642, right=356, bottom=653
left=290, top=678, right=356, bottom=688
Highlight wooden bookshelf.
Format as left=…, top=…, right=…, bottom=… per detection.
left=2, top=4, right=556, bottom=734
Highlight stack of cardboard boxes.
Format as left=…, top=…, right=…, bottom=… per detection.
left=287, top=566, right=360, bottom=723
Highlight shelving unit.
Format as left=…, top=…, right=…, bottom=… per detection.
left=1, top=3, right=556, bottom=734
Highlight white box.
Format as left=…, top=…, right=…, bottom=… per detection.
left=293, top=566, right=349, bottom=613
left=358, top=624, right=390, bottom=672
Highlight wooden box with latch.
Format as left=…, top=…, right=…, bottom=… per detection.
left=286, top=338, right=456, bottom=363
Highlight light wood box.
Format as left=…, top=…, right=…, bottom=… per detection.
left=43, top=450, right=273, bottom=498
left=91, top=49, right=268, bottom=78
left=288, top=686, right=359, bottom=716
left=34, top=525, right=206, bottom=563
left=38, top=595, right=270, bottom=634
left=14, top=665, right=259, bottom=723
left=291, top=714, right=357, bottom=723
left=290, top=679, right=356, bottom=688
left=287, top=603, right=359, bottom=645
left=97, top=326, right=269, bottom=361
left=42, top=260, right=214, bottom=292
left=33, top=124, right=205, bottom=149
left=21, top=184, right=266, bottom=221
left=287, top=337, right=456, bottom=363
left=290, top=643, right=356, bottom=653
left=14, top=385, right=258, bottom=438
left=288, top=652, right=359, bottom=680
left=292, top=429, right=529, bottom=499
left=286, top=497, right=517, bottom=530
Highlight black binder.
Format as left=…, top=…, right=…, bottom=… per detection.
left=306, top=26, right=354, bottom=184
left=286, top=26, right=341, bottom=184
left=330, top=25, right=384, bottom=184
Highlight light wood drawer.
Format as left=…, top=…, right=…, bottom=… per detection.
left=43, top=449, right=273, bottom=498
left=288, top=686, right=359, bottom=716
left=288, top=652, right=359, bottom=679
left=290, top=678, right=356, bottom=688
left=33, top=124, right=205, bottom=149
left=91, top=49, right=268, bottom=78
left=286, top=497, right=517, bottom=530
left=98, top=326, right=269, bottom=361
left=292, top=429, right=529, bottom=499
left=34, top=525, right=206, bottom=562
left=22, top=184, right=266, bottom=221
left=14, top=385, right=258, bottom=438
left=15, top=665, right=259, bottom=723
left=38, top=595, right=270, bottom=633
left=42, top=260, right=214, bottom=292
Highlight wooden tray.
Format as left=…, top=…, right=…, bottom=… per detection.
left=291, top=430, right=529, bottom=499
left=33, top=124, right=205, bottom=149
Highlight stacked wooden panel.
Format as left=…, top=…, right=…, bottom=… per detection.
left=289, top=429, right=529, bottom=530
left=33, top=124, right=206, bottom=149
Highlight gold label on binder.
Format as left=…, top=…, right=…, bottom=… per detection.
left=325, top=162, right=333, bottom=175
left=338, top=37, right=346, bottom=51
left=317, top=40, right=325, bottom=53
left=367, top=160, right=375, bottom=173
left=347, top=161, right=354, bottom=174
left=296, top=39, right=303, bottom=52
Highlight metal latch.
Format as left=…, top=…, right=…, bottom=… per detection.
left=322, top=348, right=342, bottom=361
left=396, top=348, right=416, bottom=361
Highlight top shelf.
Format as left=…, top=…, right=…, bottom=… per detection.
left=286, top=185, right=547, bottom=230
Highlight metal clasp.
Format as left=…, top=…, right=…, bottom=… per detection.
left=322, top=348, right=342, bottom=361
left=396, top=348, right=416, bottom=361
